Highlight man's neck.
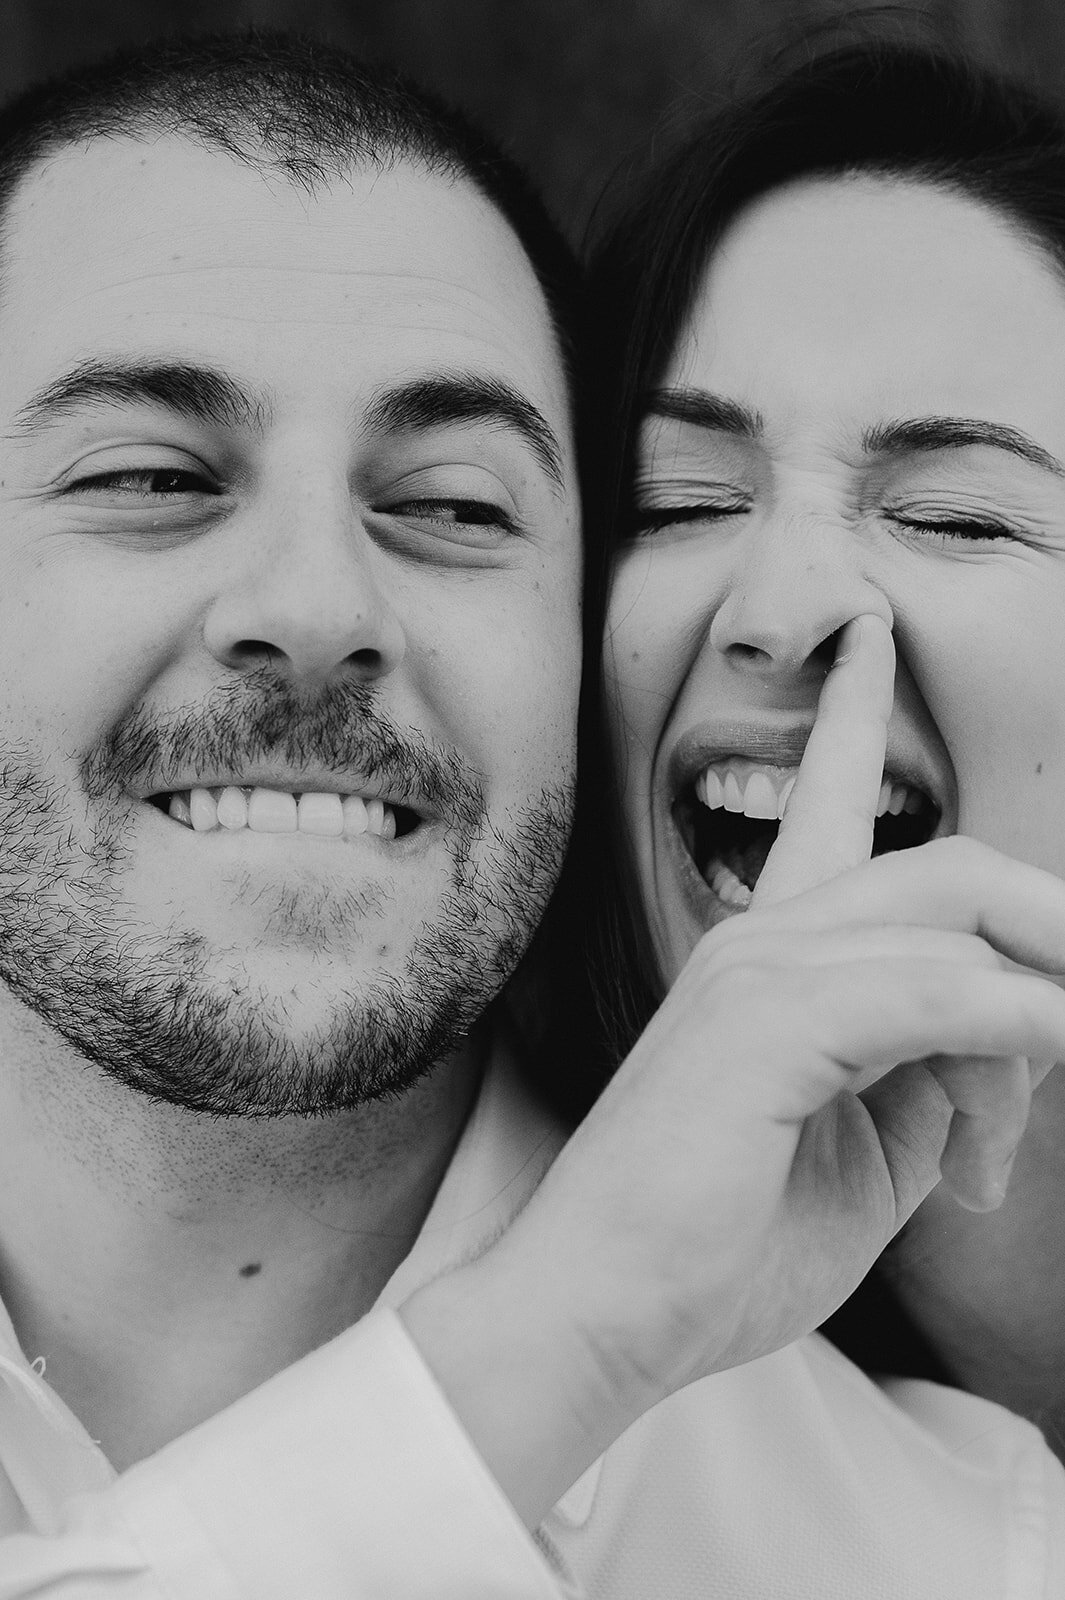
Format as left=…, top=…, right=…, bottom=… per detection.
left=0, top=998, right=483, bottom=1468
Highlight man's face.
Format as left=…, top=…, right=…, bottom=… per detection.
left=0, top=136, right=581, bottom=1110
left=607, top=175, right=1065, bottom=983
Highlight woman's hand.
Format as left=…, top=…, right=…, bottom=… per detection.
left=402, top=615, right=1065, bottom=1526
left=747, top=612, right=1056, bottom=1216
left=748, top=611, right=1055, bottom=1215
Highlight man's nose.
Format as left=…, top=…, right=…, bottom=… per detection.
left=202, top=479, right=406, bottom=687
left=707, top=513, right=891, bottom=676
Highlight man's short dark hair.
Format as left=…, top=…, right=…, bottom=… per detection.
left=0, top=29, right=579, bottom=377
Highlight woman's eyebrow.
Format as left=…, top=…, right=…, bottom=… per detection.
left=863, top=415, right=1065, bottom=477
left=362, top=372, right=565, bottom=494
left=12, top=359, right=269, bottom=434
left=644, top=387, right=764, bottom=440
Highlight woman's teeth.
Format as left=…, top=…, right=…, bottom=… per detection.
left=696, top=763, right=794, bottom=820
left=694, top=759, right=924, bottom=821
left=708, top=859, right=752, bottom=910
left=166, top=787, right=398, bottom=839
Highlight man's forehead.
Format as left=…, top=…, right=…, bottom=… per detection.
left=2, top=132, right=569, bottom=426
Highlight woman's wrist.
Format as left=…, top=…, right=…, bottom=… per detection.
left=399, top=1248, right=648, bottom=1529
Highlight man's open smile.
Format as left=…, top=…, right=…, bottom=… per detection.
left=147, top=782, right=424, bottom=839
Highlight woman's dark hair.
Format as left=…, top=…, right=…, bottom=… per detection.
left=575, top=35, right=1065, bottom=1380
left=581, top=36, right=1065, bottom=1070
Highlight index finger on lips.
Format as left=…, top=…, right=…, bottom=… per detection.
left=753, top=613, right=895, bottom=908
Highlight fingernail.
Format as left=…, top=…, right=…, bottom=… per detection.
left=833, top=612, right=892, bottom=668
left=832, top=617, right=863, bottom=668
left=988, top=1149, right=1018, bottom=1206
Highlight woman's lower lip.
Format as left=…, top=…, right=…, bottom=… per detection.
left=663, top=804, right=748, bottom=933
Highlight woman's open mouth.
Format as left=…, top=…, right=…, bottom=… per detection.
left=675, top=756, right=941, bottom=909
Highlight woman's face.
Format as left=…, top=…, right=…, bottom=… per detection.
left=605, top=174, right=1065, bottom=985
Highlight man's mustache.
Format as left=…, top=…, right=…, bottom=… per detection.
left=81, top=669, right=486, bottom=825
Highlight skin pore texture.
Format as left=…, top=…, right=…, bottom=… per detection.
left=0, top=134, right=581, bottom=1466
left=605, top=173, right=1065, bottom=1448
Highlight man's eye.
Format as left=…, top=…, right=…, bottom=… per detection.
left=386, top=498, right=517, bottom=540
left=69, top=467, right=217, bottom=498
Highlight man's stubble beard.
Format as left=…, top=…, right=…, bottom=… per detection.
left=0, top=688, right=572, bottom=1116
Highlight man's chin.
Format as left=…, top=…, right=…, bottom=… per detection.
left=125, top=844, right=420, bottom=953
left=45, top=958, right=476, bottom=1118
left=155, top=929, right=418, bottom=1006
left=0, top=887, right=486, bottom=1116
left=0, top=752, right=571, bottom=1118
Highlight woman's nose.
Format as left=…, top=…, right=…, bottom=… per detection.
left=202, top=481, right=406, bottom=689
left=707, top=513, right=891, bottom=676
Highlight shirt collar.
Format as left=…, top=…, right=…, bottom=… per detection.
left=376, top=1031, right=568, bottom=1308
left=0, top=1032, right=569, bottom=1491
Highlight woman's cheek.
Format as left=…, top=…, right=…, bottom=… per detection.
left=897, top=581, right=1065, bottom=871
left=605, top=553, right=701, bottom=740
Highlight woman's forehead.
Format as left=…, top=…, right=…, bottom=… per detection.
left=659, top=173, right=1065, bottom=448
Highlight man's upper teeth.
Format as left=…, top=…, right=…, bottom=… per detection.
left=695, top=759, right=924, bottom=822
left=167, top=786, right=398, bottom=838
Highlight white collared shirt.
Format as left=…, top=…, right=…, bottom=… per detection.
left=0, top=1047, right=1062, bottom=1598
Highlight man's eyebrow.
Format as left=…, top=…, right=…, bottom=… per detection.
left=12, top=359, right=270, bottom=434
left=362, top=373, right=566, bottom=494
left=863, top=415, right=1065, bottom=478
left=644, top=387, right=765, bottom=441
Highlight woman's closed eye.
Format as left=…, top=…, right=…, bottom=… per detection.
left=630, top=490, right=750, bottom=540
left=887, top=508, right=1019, bottom=544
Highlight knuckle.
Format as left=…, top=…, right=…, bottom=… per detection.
left=694, top=949, right=813, bottom=1023
left=964, top=1096, right=1028, bottom=1157
left=1015, top=976, right=1064, bottom=1037
left=692, top=917, right=764, bottom=977
left=996, top=974, right=1065, bottom=1060
left=927, top=834, right=988, bottom=873
left=693, top=917, right=804, bottom=988
left=904, top=972, right=959, bottom=1030
left=700, top=955, right=769, bottom=1004
left=964, top=935, right=1003, bottom=969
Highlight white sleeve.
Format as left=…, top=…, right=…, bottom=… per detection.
left=1042, top=1446, right=1065, bottom=1599
left=0, top=1309, right=566, bottom=1600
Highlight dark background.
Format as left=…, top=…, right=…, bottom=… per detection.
left=0, top=0, right=1059, bottom=243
